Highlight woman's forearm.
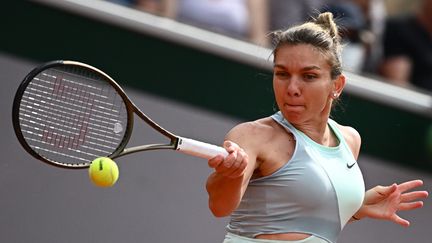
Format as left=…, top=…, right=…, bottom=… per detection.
left=206, top=172, right=245, bottom=217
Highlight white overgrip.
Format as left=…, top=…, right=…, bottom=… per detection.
left=176, top=137, right=228, bottom=159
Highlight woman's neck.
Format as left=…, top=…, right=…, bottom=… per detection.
left=294, top=119, right=334, bottom=146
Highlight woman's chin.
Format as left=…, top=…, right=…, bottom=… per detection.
left=282, top=104, right=305, bottom=115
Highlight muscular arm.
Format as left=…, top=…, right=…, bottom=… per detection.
left=206, top=122, right=260, bottom=217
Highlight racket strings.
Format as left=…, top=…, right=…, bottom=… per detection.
left=19, top=121, right=119, bottom=150
left=21, top=132, right=116, bottom=158
left=34, top=75, right=123, bottom=121
left=18, top=67, right=129, bottom=166
left=21, top=80, right=122, bottom=141
left=19, top=104, right=121, bottom=142
left=20, top=95, right=123, bottom=137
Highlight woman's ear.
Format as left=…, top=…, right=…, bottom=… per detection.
left=332, top=74, right=346, bottom=98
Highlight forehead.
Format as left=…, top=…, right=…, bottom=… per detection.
left=273, top=44, right=331, bottom=69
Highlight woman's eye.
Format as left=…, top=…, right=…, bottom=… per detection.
left=275, top=71, right=288, bottom=77
left=303, top=74, right=317, bottom=80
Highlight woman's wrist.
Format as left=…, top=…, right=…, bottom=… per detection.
left=352, top=209, right=366, bottom=221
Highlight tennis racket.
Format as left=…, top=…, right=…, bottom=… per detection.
left=12, top=60, right=228, bottom=169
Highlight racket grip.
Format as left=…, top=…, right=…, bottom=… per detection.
left=177, top=137, right=228, bottom=159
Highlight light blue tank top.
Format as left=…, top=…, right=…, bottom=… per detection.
left=226, top=112, right=365, bottom=243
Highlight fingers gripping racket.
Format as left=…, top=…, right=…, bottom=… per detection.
left=12, top=60, right=228, bottom=169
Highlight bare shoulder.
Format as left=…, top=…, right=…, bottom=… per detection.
left=227, top=117, right=295, bottom=176
left=225, top=117, right=285, bottom=160
left=226, top=117, right=280, bottom=143
left=334, top=121, right=362, bottom=159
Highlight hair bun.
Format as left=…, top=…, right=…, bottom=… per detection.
left=315, top=12, right=338, bottom=39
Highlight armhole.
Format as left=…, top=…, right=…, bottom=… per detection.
left=328, top=119, right=358, bottom=160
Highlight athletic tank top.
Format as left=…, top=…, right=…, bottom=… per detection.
left=226, top=112, right=365, bottom=243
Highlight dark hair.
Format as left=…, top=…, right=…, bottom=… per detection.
left=271, top=12, right=343, bottom=79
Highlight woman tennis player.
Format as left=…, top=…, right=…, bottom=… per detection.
left=206, top=12, right=428, bottom=243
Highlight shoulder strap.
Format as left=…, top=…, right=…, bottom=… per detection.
left=270, top=112, right=301, bottom=137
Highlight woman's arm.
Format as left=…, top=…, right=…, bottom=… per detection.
left=206, top=123, right=259, bottom=217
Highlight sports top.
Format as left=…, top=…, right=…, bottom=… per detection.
left=226, top=112, right=365, bottom=243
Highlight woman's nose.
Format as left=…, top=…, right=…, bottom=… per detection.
left=286, top=78, right=301, bottom=97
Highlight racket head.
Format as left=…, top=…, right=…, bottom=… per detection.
left=12, top=60, right=134, bottom=168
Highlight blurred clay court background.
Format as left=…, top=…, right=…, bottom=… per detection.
left=1, top=1, right=432, bottom=243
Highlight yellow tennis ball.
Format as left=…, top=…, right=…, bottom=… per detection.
left=89, top=157, right=119, bottom=187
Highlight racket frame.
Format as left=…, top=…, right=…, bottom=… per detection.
left=13, top=60, right=226, bottom=169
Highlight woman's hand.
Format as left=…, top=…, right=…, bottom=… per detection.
left=208, top=140, right=248, bottom=179
left=354, top=180, right=428, bottom=226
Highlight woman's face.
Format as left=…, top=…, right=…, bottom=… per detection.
left=273, top=44, right=344, bottom=125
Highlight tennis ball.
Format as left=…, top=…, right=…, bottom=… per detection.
left=89, top=157, right=119, bottom=187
